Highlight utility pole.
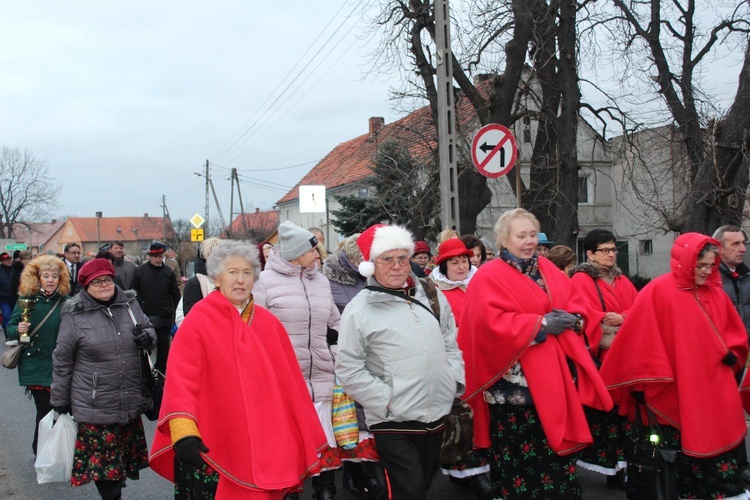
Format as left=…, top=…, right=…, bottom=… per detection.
left=204, top=160, right=210, bottom=237
left=161, top=195, right=167, bottom=242
left=229, top=168, right=236, bottom=230
left=435, top=0, right=460, bottom=232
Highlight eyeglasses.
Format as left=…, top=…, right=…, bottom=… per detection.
left=89, top=277, right=114, bottom=287
left=66, top=251, right=81, bottom=256
left=594, top=247, right=618, bottom=255
left=695, top=264, right=716, bottom=272
left=374, top=255, right=410, bottom=268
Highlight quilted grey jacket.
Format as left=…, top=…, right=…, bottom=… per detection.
left=50, top=287, right=156, bottom=424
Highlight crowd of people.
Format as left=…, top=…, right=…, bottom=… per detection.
left=3, top=215, right=750, bottom=499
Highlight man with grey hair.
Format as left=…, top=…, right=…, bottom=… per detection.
left=713, top=224, right=750, bottom=483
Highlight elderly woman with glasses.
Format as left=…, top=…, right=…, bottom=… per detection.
left=150, top=240, right=326, bottom=499
left=459, top=209, right=612, bottom=499
left=601, top=233, right=749, bottom=499
left=568, top=229, right=639, bottom=486
left=51, top=258, right=156, bottom=500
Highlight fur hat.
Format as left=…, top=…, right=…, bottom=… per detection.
left=18, top=255, right=71, bottom=297
left=78, top=258, right=115, bottom=287
left=356, top=224, right=414, bottom=277
left=279, top=221, right=318, bottom=261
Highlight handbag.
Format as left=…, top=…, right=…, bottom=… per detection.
left=626, top=399, right=680, bottom=500
left=35, top=410, right=77, bottom=483
left=3, top=298, right=61, bottom=369
left=126, top=305, right=164, bottom=421
left=332, top=381, right=358, bottom=450
left=440, top=398, right=474, bottom=466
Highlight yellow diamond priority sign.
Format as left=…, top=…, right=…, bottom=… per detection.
left=189, top=213, right=205, bottom=228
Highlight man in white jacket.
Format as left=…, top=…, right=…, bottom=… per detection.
left=336, top=224, right=465, bottom=500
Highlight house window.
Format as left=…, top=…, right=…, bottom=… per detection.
left=578, top=173, right=592, bottom=205
left=640, top=239, right=653, bottom=256
left=523, top=116, right=532, bottom=143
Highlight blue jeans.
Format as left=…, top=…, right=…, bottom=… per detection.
left=0, top=301, right=13, bottom=330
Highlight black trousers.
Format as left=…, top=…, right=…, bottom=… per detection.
left=373, top=431, right=443, bottom=500
left=154, top=324, right=172, bottom=374
left=30, top=388, right=52, bottom=455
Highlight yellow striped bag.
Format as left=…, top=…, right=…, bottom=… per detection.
left=332, top=382, right=358, bottom=450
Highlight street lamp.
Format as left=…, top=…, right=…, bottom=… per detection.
left=96, top=212, right=102, bottom=250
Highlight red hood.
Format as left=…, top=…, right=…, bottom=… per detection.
left=670, top=233, right=722, bottom=290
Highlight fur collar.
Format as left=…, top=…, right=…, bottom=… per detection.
left=571, top=261, right=622, bottom=280
left=63, top=288, right=137, bottom=314
left=322, top=253, right=363, bottom=286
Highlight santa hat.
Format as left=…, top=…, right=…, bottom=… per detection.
left=356, top=224, right=415, bottom=277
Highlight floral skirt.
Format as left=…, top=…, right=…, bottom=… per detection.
left=441, top=448, right=491, bottom=478
left=576, top=406, right=632, bottom=475
left=315, top=400, right=380, bottom=471
left=174, top=458, right=219, bottom=500
left=488, top=404, right=581, bottom=499
left=71, top=418, right=149, bottom=486
left=646, top=424, right=748, bottom=499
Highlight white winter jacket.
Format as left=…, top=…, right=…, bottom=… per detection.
left=336, top=274, right=465, bottom=428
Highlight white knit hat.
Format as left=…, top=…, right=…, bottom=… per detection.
left=356, top=224, right=415, bottom=277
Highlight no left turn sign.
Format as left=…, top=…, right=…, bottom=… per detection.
left=471, top=124, right=518, bottom=178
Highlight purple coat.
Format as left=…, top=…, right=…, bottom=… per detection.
left=253, top=248, right=340, bottom=403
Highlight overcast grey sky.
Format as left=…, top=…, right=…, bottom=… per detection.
left=0, top=1, right=400, bottom=224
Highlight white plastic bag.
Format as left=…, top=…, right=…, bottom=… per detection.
left=35, top=410, right=77, bottom=484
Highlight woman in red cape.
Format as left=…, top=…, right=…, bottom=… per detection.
left=569, top=229, right=638, bottom=485
left=600, top=233, right=749, bottom=499
left=459, top=209, right=612, bottom=499
left=150, top=240, right=327, bottom=499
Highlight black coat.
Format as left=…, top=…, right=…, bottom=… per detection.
left=132, top=262, right=181, bottom=326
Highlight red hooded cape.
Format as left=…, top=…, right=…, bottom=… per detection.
left=459, top=257, right=613, bottom=455
left=150, top=290, right=326, bottom=493
left=600, top=233, right=748, bottom=458
left=569, top=270, right=638, bottom=360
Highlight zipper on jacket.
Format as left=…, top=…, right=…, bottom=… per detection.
left=301, top=271, right=315, bottom=401
left=92, top=372, right=97, bottom=400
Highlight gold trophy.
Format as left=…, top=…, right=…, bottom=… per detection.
left=17, top=297, right=37, bottom=344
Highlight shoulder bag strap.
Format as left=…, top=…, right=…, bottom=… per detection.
left=591, top=275, right=607, bottom=311
left=27, top=297, right=61, bottom=339
left=365, top=285, right=440, bottom=323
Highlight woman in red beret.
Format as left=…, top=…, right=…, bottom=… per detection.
left=51, top=258, right=156, bottom=499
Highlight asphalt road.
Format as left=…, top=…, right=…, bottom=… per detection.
left=0, top=359, right=629, bottom=499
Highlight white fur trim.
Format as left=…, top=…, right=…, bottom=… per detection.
left=369, top=225, right=414, bottom=261
left=359, top=260, right=375, bottom=277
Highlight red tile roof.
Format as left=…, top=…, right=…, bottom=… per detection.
left=277, top=89, right=483, bottom=205
left=227, top=209, right=279, bottom=238
left=11, top=221, right=65, bottom=246
left=68, top=216, right=171, bottom=242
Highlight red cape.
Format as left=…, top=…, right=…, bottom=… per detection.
left=569, top=271, right=638, bottom=360
left=459, top=257, right=613, bottom=455
left=600, top=233, right=748, bottom=458
left=150, top=291, right=326, bottom=491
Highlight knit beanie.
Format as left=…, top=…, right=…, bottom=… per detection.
left=356, top=224, right=415, bottom=277
left=279, top=221, right=319, bottom=261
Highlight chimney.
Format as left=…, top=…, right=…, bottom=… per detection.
left=369, top=117, right=385, bottom=136
left=144, top=213, right=148, bottom=218
left=51, top=219, right=57, bottom=223
left=255, top=208, right=260, bottom=214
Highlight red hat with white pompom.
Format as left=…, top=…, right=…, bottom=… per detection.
left=356, top=224, right=415, bottom=278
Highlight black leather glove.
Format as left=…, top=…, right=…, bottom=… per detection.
left=722, top=351, right=738, bottom=366
left=326, top=327, right=339, bottom=346
left=174, top=437, right=209, bottom=469
left=134, top=329, right=151, bottom=349
left=53, top=405, right=71, bottom=415
left=534, top=328, right=548, bottom=344
left=631, top=391, right=645, bottom=404
left=543, top=310, right=579, bottom=335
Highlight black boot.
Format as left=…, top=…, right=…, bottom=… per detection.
left=313, top=488, right=335, bottom=500
left=362, top=476, right=387, bottom=500
left=343, top=462, right=365, bottom=496
left=471, top=472, right=495, bottom=500
left=284, top=494, right=300, bottom=500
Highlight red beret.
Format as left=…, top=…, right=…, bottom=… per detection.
left=78, top=258, right=115, bottom=287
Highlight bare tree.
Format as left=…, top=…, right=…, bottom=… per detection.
left=0, top=146, right=61, bottom=239
left=589, top=0, right=750, bottom=233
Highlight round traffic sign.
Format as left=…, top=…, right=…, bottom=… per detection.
left=471, top=124, right=518, bottom=178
